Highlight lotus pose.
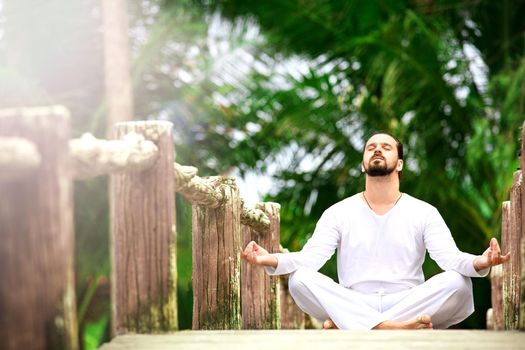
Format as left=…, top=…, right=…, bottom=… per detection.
left=241, top=132, right=510, bottom=330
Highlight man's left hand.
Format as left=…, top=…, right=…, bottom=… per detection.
left=474, top=237, right=511, bottom=271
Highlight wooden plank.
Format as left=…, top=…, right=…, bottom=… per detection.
left=241, top=202, right=280, bottom=329
left=0, top=106, right=78, bottom=350
left=111, top=121, right=177, bottom=334
left=192, top=177, right=242, bottom=329
left=99, top=330, right=525, bottom=350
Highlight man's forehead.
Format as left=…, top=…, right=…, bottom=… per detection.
left=365, top=133, right=397, bottom=146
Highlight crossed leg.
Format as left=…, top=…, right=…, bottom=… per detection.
left=288, top=267, right=474, bottom=330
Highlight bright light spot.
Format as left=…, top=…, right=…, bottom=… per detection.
left=463, top=42, right=488, bottom=94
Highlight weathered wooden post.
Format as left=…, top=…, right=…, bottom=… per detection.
left=274, top=247, right=306, bottom=329
left=192, top=177, right=242, bottom=329
left=0, top=106, right=78, bottom=350
left=241, top=202, right=281, bottom=329
left=110, top=121, right=178, bottom=334
left=490, top=201, right=510, bottom=330
left=490, top=264, right=504, bottom=330
left=503, top=171, right=522, bottom=329
left=280, top=274, right=306, bottom=329
left=520, top=123, right=525, bottom=331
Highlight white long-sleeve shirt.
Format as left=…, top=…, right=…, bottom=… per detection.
left=266, top=193, right=489, bottom=294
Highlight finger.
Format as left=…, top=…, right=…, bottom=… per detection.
left=490, top=238, right=497, bottom=250
left=501, top=252, right=511, bottom=262
left=244, top=241, right=256, bottom=253
left=493, top=238, right=502, bottom=254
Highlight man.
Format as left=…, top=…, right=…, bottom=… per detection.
left=241, top=132, right=510, bottom=330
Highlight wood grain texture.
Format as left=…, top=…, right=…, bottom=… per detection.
left=111, top=121, right=177, bottom=334
left=490, top=264, right=504, bottom=330
left=504, top=172, right=522, bottom=330
left=0, top=106, right=78, bottom=350
left=241, top=202, right=280, bottom=329
left=192, top=177, right=241, bottom=329
left=100, top=330, right=525, bottom=350
left=280, top=274, right=306, bottom=329
left=502, top=200, right=511, bottom=330
left=521, top=123, right=525, bottom=331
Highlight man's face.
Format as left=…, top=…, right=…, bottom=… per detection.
left=362, top=134, right=401, bottom=177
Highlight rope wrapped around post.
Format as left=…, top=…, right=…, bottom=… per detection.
left=173, top=162, right=270, bottom=232
left=70, top=132, right=158, bottom=179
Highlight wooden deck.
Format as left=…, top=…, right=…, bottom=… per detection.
left=99, top=329, right=525, bottom=350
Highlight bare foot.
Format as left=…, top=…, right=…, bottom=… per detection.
left=323, top=319, right=338, bottom=329
left=373, top=315, right=433, bottom=330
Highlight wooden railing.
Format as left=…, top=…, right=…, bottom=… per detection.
left=2, top=106, right=524, bottom=350
left=0, top=106, right=304, bottom=350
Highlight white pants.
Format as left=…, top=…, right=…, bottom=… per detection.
left=288, top=267, right=474, bottom=330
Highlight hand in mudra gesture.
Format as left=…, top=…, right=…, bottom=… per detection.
left=241, top=241, right=278, bottom=268
left=474, top=237, right=511, bottom=271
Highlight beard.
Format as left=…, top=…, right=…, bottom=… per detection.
left=364, top=158, right=397, bottom=177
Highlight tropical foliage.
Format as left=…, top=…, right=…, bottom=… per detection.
left=180, top=0, right=525, bottom=328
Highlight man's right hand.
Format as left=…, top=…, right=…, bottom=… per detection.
left=241, top=241, right=278, bottom=268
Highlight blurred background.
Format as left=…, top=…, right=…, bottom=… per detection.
left=1, top=0, right=524, bottom=348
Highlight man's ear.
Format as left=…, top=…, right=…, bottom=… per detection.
left=397, top=159, right=404, bottom=172
left=361, top=162, right=365, bottom=172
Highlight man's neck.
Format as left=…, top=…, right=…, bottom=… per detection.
left=364, top=174, right=401, bottom=205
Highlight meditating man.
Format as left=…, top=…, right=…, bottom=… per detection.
left=241, top=132, right=510, bottom=330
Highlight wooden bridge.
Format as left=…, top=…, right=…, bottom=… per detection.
left=0, top=106, right=524, bottom=350
left=100, top=330, right=525, bottom=350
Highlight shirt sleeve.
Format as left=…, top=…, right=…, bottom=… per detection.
left=423, top=207, right=489, bottom=277
left=264, top=207, right=340, bottom=276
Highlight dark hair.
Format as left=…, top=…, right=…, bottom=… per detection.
left=363, top=131, right=404, bottom=178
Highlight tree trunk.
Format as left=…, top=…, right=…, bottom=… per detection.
left=111, top=121, right=177, bottom=334
left=102, top=0, right=134, bottom=135
left=192, top=177, right=241, bottom=329
left=0, top=106, right=78, bottom=350
left=241, top=202, right=281, bottom=329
